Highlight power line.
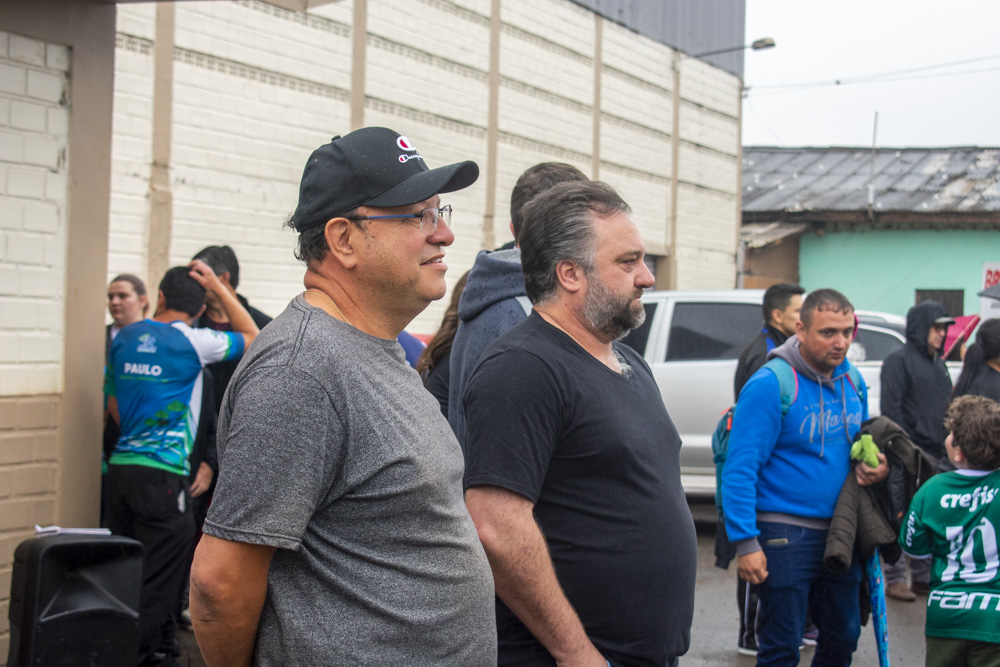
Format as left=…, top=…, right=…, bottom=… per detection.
left=746, top=67, right=1000, bottom=98
left=746, top=52, right=1000, bottom=95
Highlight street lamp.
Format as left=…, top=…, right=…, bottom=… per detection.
left=691, top=37, right=776, bottom=60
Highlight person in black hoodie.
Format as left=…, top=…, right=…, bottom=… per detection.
left=880, top=299, right=955, bottom=600
left=952, top=318, right=1000, bottom=402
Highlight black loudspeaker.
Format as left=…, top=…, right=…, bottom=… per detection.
left=7, top=534, right=144, bottom=667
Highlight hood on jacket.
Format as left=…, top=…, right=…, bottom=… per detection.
left=768, top=336, right=854, bottom=388
left=904, top=300, right=950, bottom=357
left=458, top=248, right=526, bottom=322
left=768, top=336, right=858, bottom=457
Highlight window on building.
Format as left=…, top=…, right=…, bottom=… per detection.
left=915, top=290, right=964, bottom=317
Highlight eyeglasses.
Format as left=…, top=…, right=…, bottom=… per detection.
left=351, top=205, right=452, bottom=235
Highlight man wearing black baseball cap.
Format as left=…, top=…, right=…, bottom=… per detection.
left=190, top=128, right=496, bottom=666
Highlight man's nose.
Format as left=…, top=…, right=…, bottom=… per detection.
left=637, top=260, right=655, bottom=288
left=429, top=215, right=455, bottom=246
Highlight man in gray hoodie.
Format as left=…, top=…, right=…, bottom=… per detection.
left=448, top=162, right=587, bottom=448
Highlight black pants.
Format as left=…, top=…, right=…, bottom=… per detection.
left=104, top=465, right=195, bottom=663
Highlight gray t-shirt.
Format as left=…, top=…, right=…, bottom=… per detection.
left=204, top=295, right=497, bottom=666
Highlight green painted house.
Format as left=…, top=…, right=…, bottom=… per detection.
left=740, top=146, right=1000, bottom=320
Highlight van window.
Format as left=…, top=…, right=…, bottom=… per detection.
left=665, top=303, right=761, bottom=361
left=853, top=327, right=903, bottom=362
left=620, top=303, right=658, bottom=356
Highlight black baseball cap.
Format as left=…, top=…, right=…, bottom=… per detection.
left=291, top=127, right=479, bottom=232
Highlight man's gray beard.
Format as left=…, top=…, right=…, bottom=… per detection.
left=582, top=273, right=646, bottom=340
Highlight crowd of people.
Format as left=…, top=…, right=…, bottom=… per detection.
left=100, top=126, right=1000, bottom=667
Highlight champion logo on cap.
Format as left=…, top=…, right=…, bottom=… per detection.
left=397, top=136, right=416, bottom=152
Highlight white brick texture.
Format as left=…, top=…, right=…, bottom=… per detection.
left=0, top=32, right=69, bottom=396
left=106, top=0, right=741, bottom=334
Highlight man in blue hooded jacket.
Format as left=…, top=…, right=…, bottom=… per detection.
left=722, top=289, right=888, bottom=667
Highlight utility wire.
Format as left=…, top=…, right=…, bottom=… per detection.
left=747, top=64, right=1000, bottom=98
left=746, top=52, right=1000, bottom=95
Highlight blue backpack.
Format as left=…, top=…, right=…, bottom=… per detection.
left=712, top=357, right=864, bottom=516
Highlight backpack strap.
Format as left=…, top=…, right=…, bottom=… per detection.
left=763, top=357, right=866, bottom=418
left=844, top=365, right=865, bottom=403
left=762, top=357, right=797, bottom=417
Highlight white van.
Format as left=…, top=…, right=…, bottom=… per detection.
left=620, top=290, right=938, bottom=498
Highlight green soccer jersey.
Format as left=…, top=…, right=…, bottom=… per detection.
left=899, top=468, right=1000, bottom=643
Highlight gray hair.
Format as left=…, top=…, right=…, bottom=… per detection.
left=519, top=181, right=631, bottom=305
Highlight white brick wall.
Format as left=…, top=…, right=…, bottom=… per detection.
left=0, top=31, right=69, bottom=396
left=108, top=28, right=154, bottom=281
left=106, top=0, right=743, bottom=335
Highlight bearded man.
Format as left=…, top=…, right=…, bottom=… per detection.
left=462, top=180, right=697, bottom=667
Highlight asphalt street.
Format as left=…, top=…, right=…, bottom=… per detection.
left=686, top=501, right=928, bottom=666
left=179, top=504, right=929, bottom=666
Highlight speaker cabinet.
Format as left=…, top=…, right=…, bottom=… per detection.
left=8, top=534, right=144, bottom=667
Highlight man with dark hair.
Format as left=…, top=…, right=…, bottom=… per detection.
left=104, top=261, right=258, bottom=666
left=722, top=288, right=888, bottom=666
left=189, top=127, right=496, bottom=666
left=880, top=300, right=955, bottom=601
left=448, top=162, right=587, bottom=446
left=187, top=245, right=273, bottom=565
left=734, top=283, right=806, bottom=400
left=728, top=282, right=805, bottom=656
left=191, top=245, right=272, bottom=407
left=463, top=180, right=696, bottom=666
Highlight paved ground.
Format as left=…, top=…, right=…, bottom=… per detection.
left=685, top=501, right=927, bottom=667
left=179, top=503, right=929, bottom=666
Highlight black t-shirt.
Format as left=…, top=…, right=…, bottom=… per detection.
left=423, top=351, right=451, bottom=417
left=463, top=312, right=696, bottom=667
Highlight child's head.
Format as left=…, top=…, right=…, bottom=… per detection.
left=944, top=395, right=1000, bottom=470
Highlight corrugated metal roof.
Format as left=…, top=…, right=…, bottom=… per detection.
left=743, top=146, right=1000, bottom=214
left=569, top=0, right=747, bottom=77
left=740, top=222, right=808, bottom=248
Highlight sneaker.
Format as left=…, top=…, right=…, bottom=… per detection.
left=739, top=642, right=804, bottom=656
left=912, top=581, right=931, bottom=595
left=886, top=581, right=916, bottom=601
left=802, top=625, right=819, bottom=646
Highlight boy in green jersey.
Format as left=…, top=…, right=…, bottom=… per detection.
left=899, top=395, right=1000, bottom=667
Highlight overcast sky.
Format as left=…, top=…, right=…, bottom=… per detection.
left=742, top=0, right=1000, bottom=148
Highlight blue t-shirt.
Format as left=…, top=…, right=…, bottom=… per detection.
left=106, top=319, right=244, bottom=475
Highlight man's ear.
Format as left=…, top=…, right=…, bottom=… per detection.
left=795, top=318, right=806, bottom=341
left=770, top=308, right=783, bottom=329
left=218, top=271, right=233, bottom=290
left=194, top=303, right=207, bottom=321
left=509, top=221, right=517, bottom=247
left=154, top=290, right=166, bottom=317
left=324, top=217, right=359, bottom=269
left=554, top=259, right=584, bottom=295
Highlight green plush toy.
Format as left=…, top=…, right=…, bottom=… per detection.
left=851, top=433, right=881, bottom=469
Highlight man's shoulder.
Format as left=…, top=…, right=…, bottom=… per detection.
left=883, top=343, right=914, bottom=367
left=113, top=320, right=189, bottom=353
left=244, top=299, right=404, bottom=376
